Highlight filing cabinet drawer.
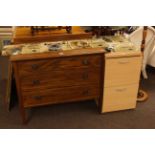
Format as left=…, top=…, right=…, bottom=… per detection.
left=22, top=85, right=100, bottom=107
left=104, top=56, right=142, bottom=87
left=18, top=55, right=101, bottom=76
left=20, top=67, right=100, bottom=91
left=102, top=84, right=138, bottom=113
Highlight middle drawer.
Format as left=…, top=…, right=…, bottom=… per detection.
left=20, top=67, right=100, bottom=92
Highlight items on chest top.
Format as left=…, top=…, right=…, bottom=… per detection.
left=1, top=36, right=140, bottom=56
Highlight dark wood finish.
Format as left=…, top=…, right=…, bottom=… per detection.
left=20, top=67, right=100, bottom=92
left=17, top=55, right=101, bottom=76
left=31, top=26, right=72, bottom=35
left=92, top=26, right=127, bottom=37
left=141, top=26, right=148, bottom=53
left=99, top=55, right=105, bottom=112
left=12, top=49, right=104, bottom=123
left=12, top=63, right=26, bottom=124
left=22, top=85, right=100, bottom=107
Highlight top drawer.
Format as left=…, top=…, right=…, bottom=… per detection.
left=18, top=55, right=101, bottom=76
left=104, top=56, right=142, bottom=87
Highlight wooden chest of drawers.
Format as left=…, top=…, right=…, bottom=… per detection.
left=101, top=51, right=142, bottom=113
left=11, top=48, right=104, bottom=123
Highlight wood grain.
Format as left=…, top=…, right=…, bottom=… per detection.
left=20, top=67, right=100, bottom=92
left=11, top=49, right=104, bottom=123
left=12, top=63, right=26, bottom=124
left=17, top=55, right=101, bottom=76
left=22, top=85, right=100, bottom=107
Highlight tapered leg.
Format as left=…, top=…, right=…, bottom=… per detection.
left=95, top=98, right=102, bottom=113
left=98, top=97, right=103, bottom=114
left=19, top=105, right=26, bottom=124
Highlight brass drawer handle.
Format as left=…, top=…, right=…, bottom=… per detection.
left=31, top=64, right=39, bottom=70
left=82, top=73, right=88, bottom=79
left=32, top=49, right=37, bottom=53
left=34, top=96, right=42, bottom=100
left=32, top=80, right=40, bottom=85
left=82, top=90, right=89, bottom=95
left=82, top=59, right=89, bottom=65
left=115, top=88, right=127, bottom=92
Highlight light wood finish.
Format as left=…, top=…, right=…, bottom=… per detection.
left=104, top=56, right=142, bottom=87
left=102, top=84, right=138, bottom=112
left=101, top=51, right=142, bottom=113
left=12, top=49, right=104, bottom=123
left=105, top=51, right=141, bottom=58
left=13, top=26, right=92, bottom=44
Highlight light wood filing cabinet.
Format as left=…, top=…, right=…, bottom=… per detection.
left=11, top=48, right=104, bottom=123
left=101, top=51, right=142, bottom=113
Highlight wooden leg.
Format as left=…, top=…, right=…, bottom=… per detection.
left=95, top=98, right=103, bottom=113
left=95, top=99, right=99, bottom=106
left=99, top=97, right=103, bottom=113
left=19, top=105, right=26, bottom=124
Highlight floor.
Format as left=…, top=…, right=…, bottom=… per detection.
left=0, top=67, right=155, bottom=129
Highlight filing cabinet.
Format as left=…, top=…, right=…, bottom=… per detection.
left=102, top=51, right=142, bottom=113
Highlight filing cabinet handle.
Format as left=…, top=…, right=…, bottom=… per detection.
left=118, top=61, right=129, bottom=64
left=82, top=73, right=88, bottom=79
left=82, top=90, right=89, bottom=95
left=31, top=64, right=39, bottom=70
left=34, top=96, right=42, bottom=100
left=82, top=59, right=89, bottom=65
left=115, top=88, right=126, bottom=92
left=33, top=80, right=40, bottom=85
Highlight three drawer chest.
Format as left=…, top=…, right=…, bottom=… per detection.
left=11, top=48, right=105, bottom=123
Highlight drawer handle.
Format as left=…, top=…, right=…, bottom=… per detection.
left=82, top=73, right=88, bottom=79
left=118, top=61, right=129, bottom=64
left=115, top=88, right=127, bottom=92
left=32, top=80, right=40, bottom=85
left=82, top=90, right=89, bottom=95
left=31, top=64, right=39, bottom=70
left=34, top=96, right=42, bottom=100
left=82, top=59, right=89, bottom=65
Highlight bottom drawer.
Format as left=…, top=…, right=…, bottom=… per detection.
left=22, top=85, right=100, bottom=107
left=102, top=84, right=139, bottom=113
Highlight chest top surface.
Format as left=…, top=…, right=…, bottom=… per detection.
left=1, top=35, right=141, bottom=61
